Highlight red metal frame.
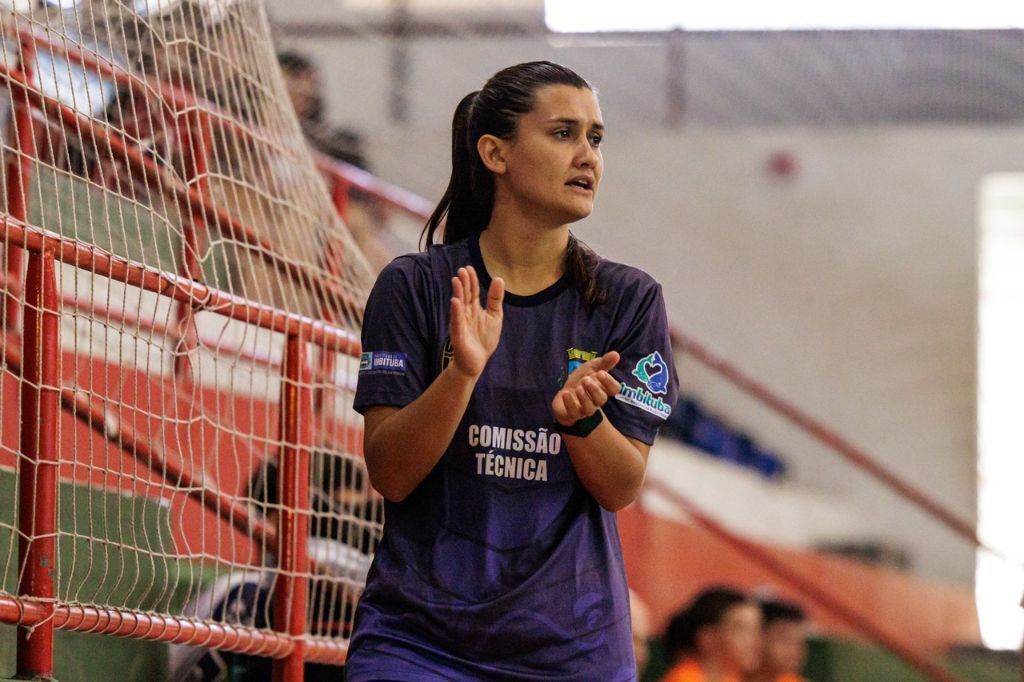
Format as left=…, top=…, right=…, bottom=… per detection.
left=0, top=594, right=347, bottom=664
left=0, top=214, right=354, bottom=672
left=1, top=215, right=358, bottom=355
left=2, top=40, right=35, bottom=331
left=274, top=334, right=314, bottom=681
left=0, top=61, right=362, bottom=321
left=15, top=246, right=60, bottom=678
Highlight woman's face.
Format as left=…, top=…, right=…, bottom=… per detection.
left=493, top=84, right=604, bottom=226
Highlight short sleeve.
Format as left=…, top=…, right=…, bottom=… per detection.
left=602, top=280, right=679, bottom=446
left=353, top=256, right=433, bottom=414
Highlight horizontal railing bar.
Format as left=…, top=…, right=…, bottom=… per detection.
left=0, top=215, right=360, bottom=356
left=0, top=595, right=347, bottom=664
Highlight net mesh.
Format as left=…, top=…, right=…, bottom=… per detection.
left=0, top=0, right=380, bottom=664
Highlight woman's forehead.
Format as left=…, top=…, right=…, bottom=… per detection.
left=527, top=85, right=603, bottom=126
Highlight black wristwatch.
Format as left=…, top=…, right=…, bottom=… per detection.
left=556, top=410, right=604, bottom=438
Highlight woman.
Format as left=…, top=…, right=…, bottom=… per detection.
left=348, top=61, right=678, bottom=681
left=660, top=587, right=763, bottom=682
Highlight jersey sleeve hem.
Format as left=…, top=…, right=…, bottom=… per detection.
left=353, top=391, right=418, bottom=415
left=607, top=414, right=659, bottom=446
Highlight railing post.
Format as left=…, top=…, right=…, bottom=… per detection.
left=3, top=41, right=37, bottom=332
left=330, top=174, right=350, bottom=223
left=173, top=109, right=211, bottom=380
left=273, top=333, right=313, bottom=682
left=17, top=246, right=60, bottom=679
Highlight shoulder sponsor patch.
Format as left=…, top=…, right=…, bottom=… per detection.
left=615, top=384, right=672, bottom=419
left=615, top=350, right=672, bottom=419
left=631, top=351, right=669, bottom=395
left=359, top=350, right=408, bottom=374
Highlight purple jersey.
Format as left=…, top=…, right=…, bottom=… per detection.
left=348, top=235, right=678, bottom=681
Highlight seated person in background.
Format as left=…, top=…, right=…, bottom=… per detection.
left=277, top=49, right=394, bottom=272
left=278, top=49, right=368, bottom=169
left=661, top=586, right=763, bottom=682
left=748, top=599, right=809, bottom=682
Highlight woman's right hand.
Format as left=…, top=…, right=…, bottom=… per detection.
left=449, top=266, right=505, bottom=380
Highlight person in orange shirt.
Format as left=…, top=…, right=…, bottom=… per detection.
left=748, top=599, right=810, bottom=682
left=661, top=586, right=763, bottom=682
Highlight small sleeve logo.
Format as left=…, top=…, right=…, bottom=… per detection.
left=359, top=351, right=408, bottom=374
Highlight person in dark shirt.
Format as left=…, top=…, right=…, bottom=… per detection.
left=347, top=60, right=679, bottom=680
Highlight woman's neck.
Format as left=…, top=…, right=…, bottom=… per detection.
left=478, top=214, right=569, bottom=297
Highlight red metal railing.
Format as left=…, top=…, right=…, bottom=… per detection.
left=16, top=246, right=60, bottom=678
left=1, top=40, right=35, bottom=332
left=0, top=218, right=353, bottom=675
left=0, top=33, right=364, bottom=679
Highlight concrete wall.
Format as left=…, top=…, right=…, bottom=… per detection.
left=271, top=30, right=1024, bottom=586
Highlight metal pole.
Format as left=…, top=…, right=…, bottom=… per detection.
left=3, top=41, right=36, bottom=331
left=273, top=333, right=313, bottom=682
left=16, top=246, right=60, bottom=679
left=665, top=29, right=686, bottom=129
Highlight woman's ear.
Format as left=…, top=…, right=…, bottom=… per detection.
left=477, top=134, right=507, bottom=175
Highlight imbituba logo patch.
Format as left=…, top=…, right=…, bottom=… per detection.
left=631, top=351, right=668, bottom=395
left=615, top=350, right=672, bottom=419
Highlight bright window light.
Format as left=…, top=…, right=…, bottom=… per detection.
left=976, top=174, right=1024, bottom=651
left=545, top=0, right=1024, bottom=32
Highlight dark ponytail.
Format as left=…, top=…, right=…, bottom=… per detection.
left=422, top=61, right=606, bottom=308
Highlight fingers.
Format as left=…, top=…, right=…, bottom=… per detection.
left=451, top=274, right=464, bottom=304
left=596, top=350, right=620, bottom=371
left=455, top=266, right=487, bottom=311
left=561, top=388, right=583, bottom=417
left=580, top=375, right=610, bottom=407
left=467, top=265, right=480, bottom=305
left=487, top=277, right=505, bottom=313
left=575, top=350, right=620, bottom=377
left=458, top=268, right=472, bottom=309
left=594, top=369, right=620, bottom=396
left=574, top=384, right=598, bottom=416
left=552, top=392, right=571, bottom=425
left=449, top=296, right=464, bottom=333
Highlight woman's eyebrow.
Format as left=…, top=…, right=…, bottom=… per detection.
left=547, top=117, right=606, bottom=131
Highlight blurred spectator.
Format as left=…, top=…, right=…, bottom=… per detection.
left=277, top=50, right=395, bottom=272
left=631, top=588, right=654, bottom=678
left=661, top=586, right=762, bottom=682
left=278, top=49, right=367, bottom=169
left=748, top=599, right=809, bottom=682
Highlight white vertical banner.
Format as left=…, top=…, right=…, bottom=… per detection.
left=977, top=174, right=1024, bottom=650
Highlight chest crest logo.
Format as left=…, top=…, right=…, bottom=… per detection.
left=560, top=347, right=598, bottom=387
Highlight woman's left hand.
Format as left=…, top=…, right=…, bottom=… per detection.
left=552, top=351, right=621, bottom=426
